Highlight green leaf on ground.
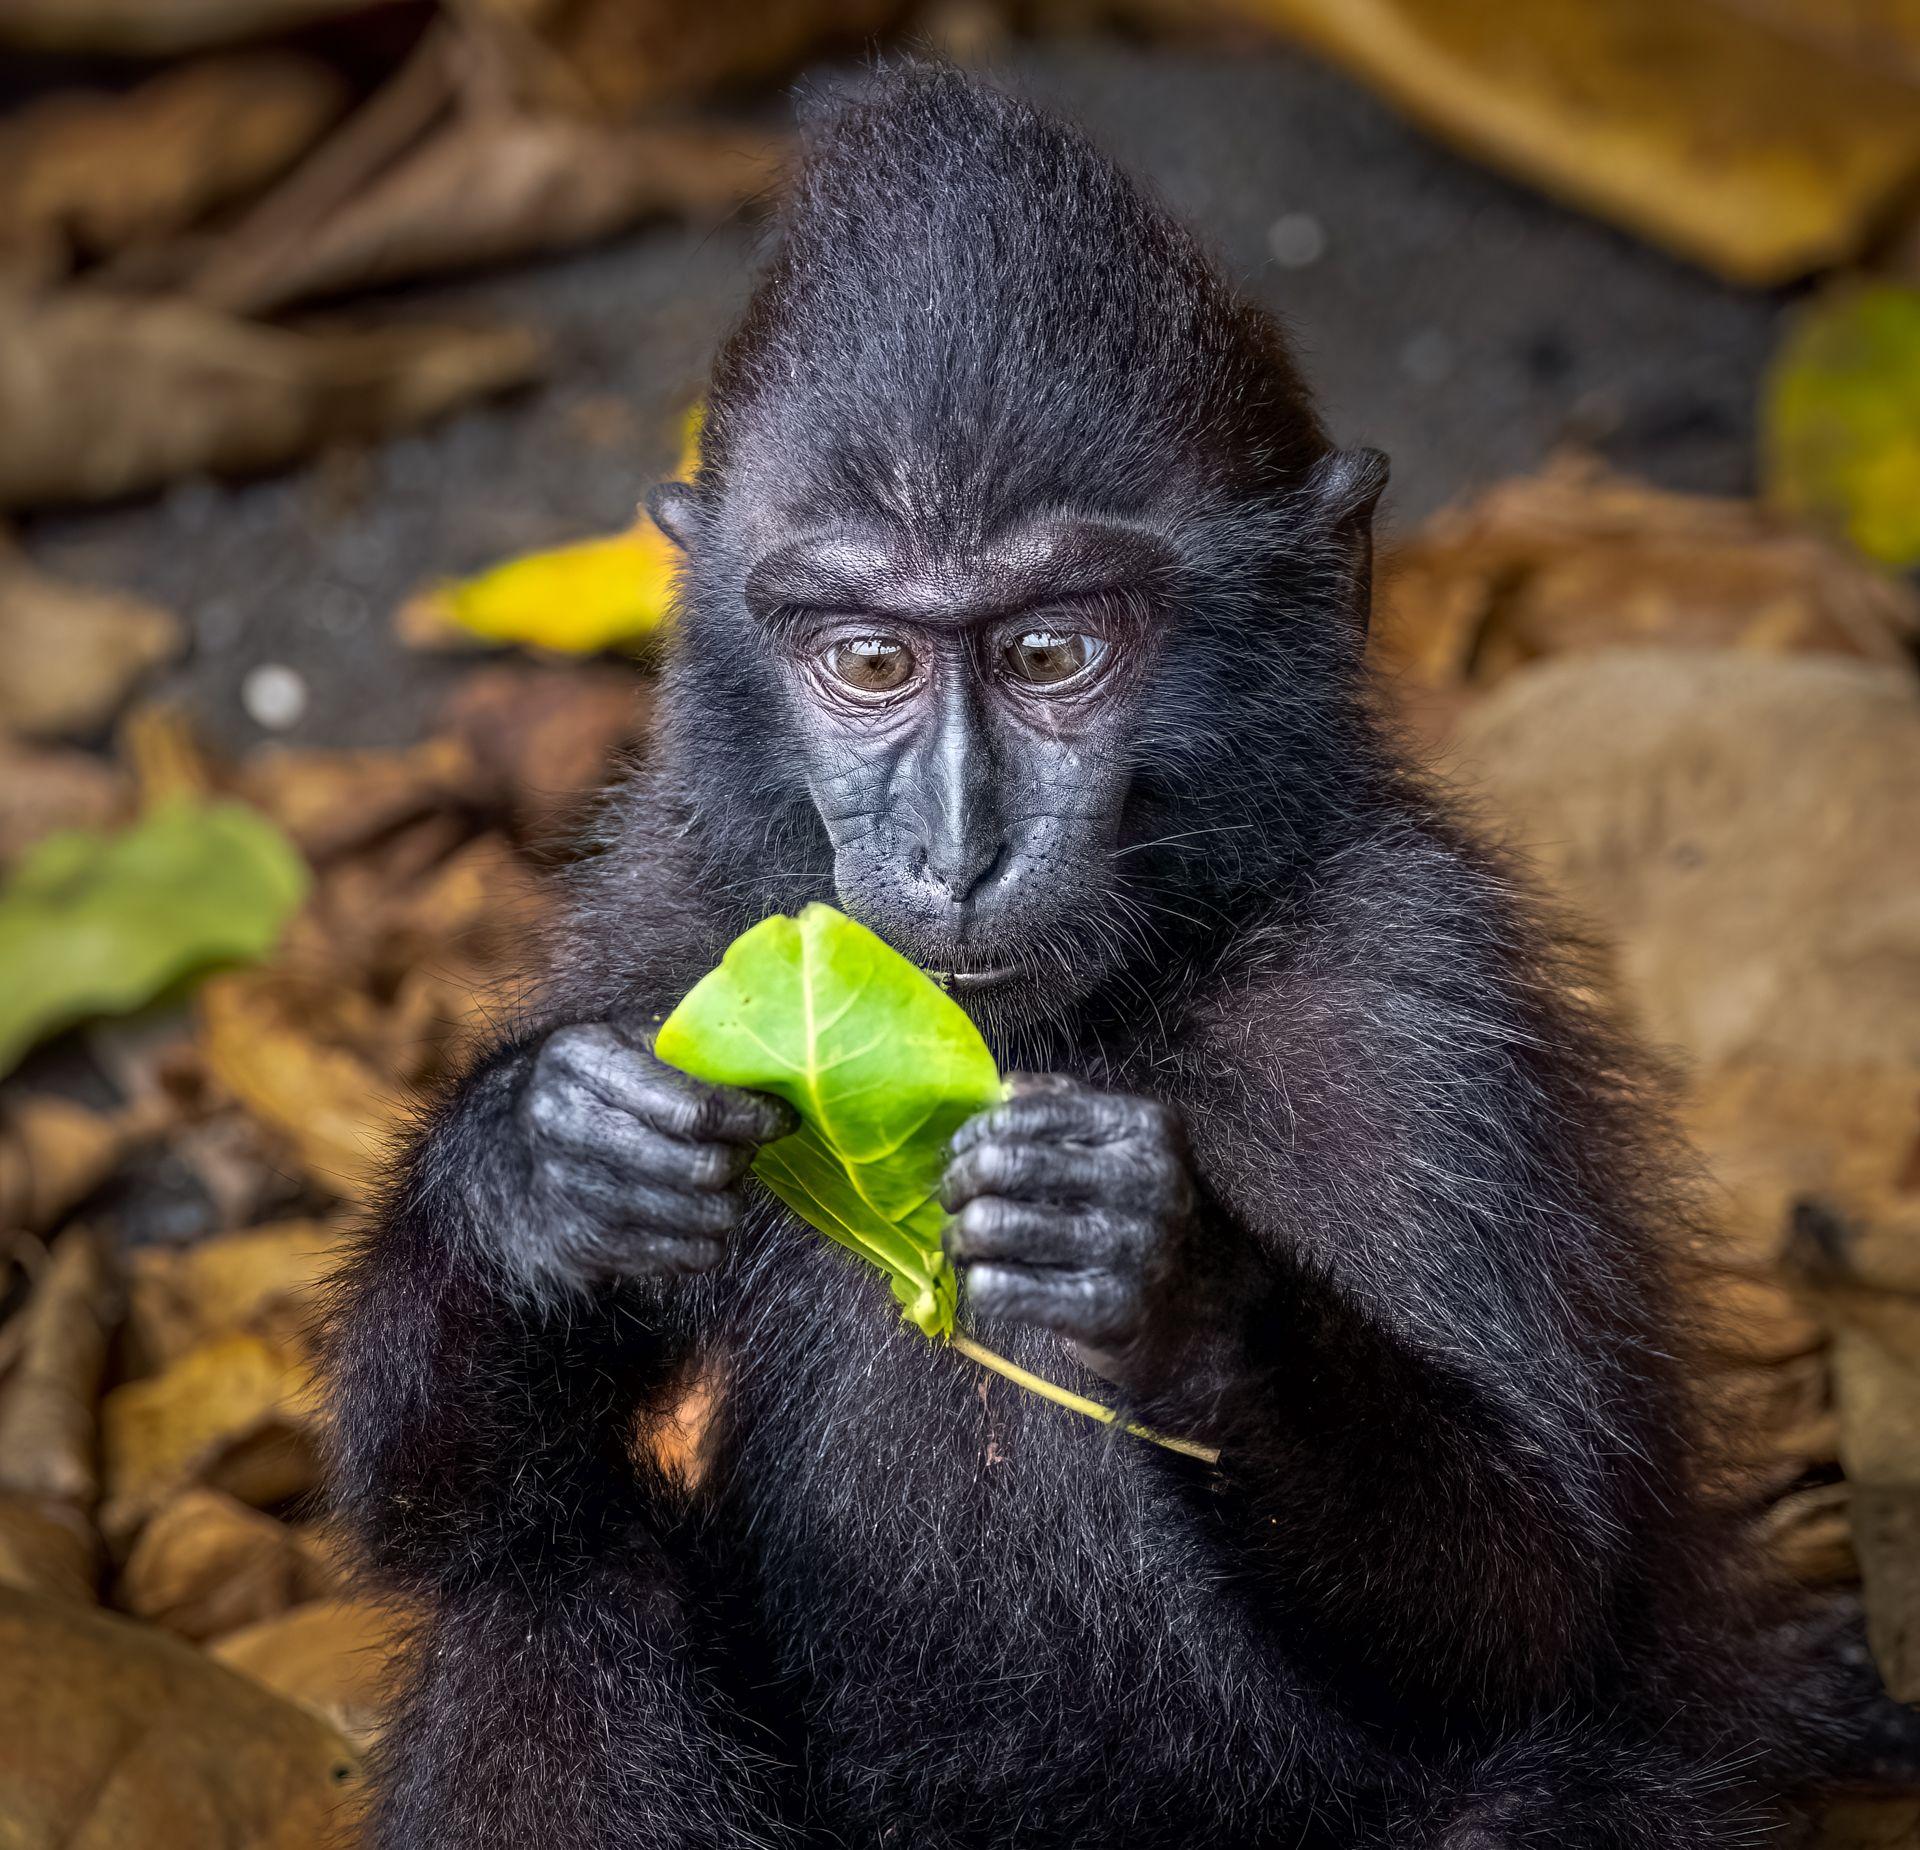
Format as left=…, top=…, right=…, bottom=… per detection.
left=654, top=903, right=1004, bottom=1337
left=0, top=798, right=310, bottom=1076
left=1764, top=281, right=1920, bottom=571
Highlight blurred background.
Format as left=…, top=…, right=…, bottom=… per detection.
left=1, top=1, right=1918, bottom=1844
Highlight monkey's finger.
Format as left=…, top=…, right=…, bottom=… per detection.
left=534, top=1093, right=754, bottom=1191
left=535, top=1152, right=742, bottom=1241
left=945, top=1197, right=1141, bottom=1270
left=950, top=1085, right=1174, bottom=1155
left=567, top=1224, right=726, bottom=1282
left=941, top=1135, right=1183, bottom=1213
left=961, top=1262, right=1135, bottom=1348
left=545, top=1025, right=795, bottom=1146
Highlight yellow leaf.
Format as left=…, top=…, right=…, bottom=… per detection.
left=1764, top=281, right=1920, bottom=571
left=421, top=521, right=678, bottom=654
left=1228, top=0, right=1920, bottom=284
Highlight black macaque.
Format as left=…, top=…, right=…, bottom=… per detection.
left=328, top=66, right=1868, bottom=1850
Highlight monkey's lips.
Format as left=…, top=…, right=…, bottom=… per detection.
left=928, top=964, right=1018, bottom=995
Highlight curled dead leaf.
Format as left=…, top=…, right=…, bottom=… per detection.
left=0, top=1587, right=363, bottom=1850
left=0, top=1094, right=163, bottom=1235
left=1452, top=651, right=1920, bottom=1073
left=195, top=112, right=786, bottom=315
left=0, top=54, right=344, bottom=270
left=211, top=1596, right=404, bottom=1748
left=1232, top=0, right=1920, bottom=283
left=238, top=733, right=476, bottom=863
left=124, top=1218, right=348, bottom=1376
left=0, top=1227, right=118, bottom=1506
left=438, top=662, right=648, bottom=836
left=1373, top=454, right=1920, bottom=735
left=100, top=1331, right=322, bottom=1547
left=0, top=0, right=375, bottom=54
left=0, top=286, right=542, bottom=511
left=0, top=554, right=184, bottom=740
left=119, top=1487, right=341, bottom=1642
left=0, top=737, right=130, bottom=868
left=196, top=971, right=414, bottom=1203
left=0, top=1494, right=96, bottom=1602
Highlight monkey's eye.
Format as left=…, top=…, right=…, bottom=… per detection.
left=824, top=634, right=916, bottom=695
left=1001, top=629, right=1103, bottom=688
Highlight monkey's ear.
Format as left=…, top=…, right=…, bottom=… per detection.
left=1302, top=446, right=1388, bottom=530
left=1302, top=447, right=1388, bottom=631
left=645, top=480, right=703, bottom=552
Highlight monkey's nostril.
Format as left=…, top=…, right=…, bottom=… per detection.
left=924, top=840, right=1005, bottom=904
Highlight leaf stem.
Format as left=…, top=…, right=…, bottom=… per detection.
left=948, top=1334, right=1221, bottom=1465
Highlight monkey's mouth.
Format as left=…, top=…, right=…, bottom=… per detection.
left=929, top=965, right=1018, bottom=995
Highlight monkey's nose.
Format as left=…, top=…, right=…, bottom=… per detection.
left=920, top=837, right=1005, bottom=904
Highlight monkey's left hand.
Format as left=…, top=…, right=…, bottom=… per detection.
left=941, top=1075, right=1224, bottom=1394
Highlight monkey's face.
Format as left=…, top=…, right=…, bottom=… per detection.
left=733, top=514, right=1177, bottom=1016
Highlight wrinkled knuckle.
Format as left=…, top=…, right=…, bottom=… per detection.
left=687, top=1187, right=740, bottom=1236
left=975, top=1139, right=1028, bottom=1191
left=637, top=1078, right=699, bottom=1137
left=522, top=1083, right=567, bottom=1139
left=542, top=1022, right=604, bottom=1074
left=681, top=1141, right=735, bottom=1190
left=1137, top=1148, right=1183, bottom=1204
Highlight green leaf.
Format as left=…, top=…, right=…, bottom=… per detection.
left=654, top=903, right=1004, bottom=1337
left=1764, top=281, right=1920, bottom=570
left=0, top=798, right=310, bottom=1077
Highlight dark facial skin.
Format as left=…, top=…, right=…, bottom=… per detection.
left=508, top=490, right=1211, bottom=1397
left=633, top=480, right=1231, bottom=1392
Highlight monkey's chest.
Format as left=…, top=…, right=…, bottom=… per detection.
left=710, top=1285, right=1289, bottom=1843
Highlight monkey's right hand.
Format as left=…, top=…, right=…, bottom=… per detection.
left=507, top=1022, right=797, bottom=1293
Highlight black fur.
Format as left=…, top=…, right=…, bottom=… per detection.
left=328, top=66, right=1859, bottom=1848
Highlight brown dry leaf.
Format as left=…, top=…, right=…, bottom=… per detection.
left=124, top=1218, right=347, bottom=1377
left=100, top=1331, right=322, bottom=1546
left=0, top=1586, right=362, bottom=1849
left=1782, top=1195, right=1920, bottom=1699
left=0, top=286, right=542, bottom=511
left=438, top=661, right=650, bottom=839
left=1373, top=455, right=1920, bottom=726
left=1815, top=1795, right=1920, bottom=1849
left=1852, top=1486, right=1920, bottom=1704
left=1712, top=0, right=1920, bottom=86
left=0, top=54, right=344, bottom=271
left=1761, top=1479, right=1859, bottom=1587
left=211, top=1596, right=404, bottom=1748
left=195, top=112, right=787, bottom=316
left=238, top=733, right=476, bottom=862
left=1231, top=0, right=1920, bottom=283
left=1451, top=652, right=1920, bottom=1073
left=1683, top=1065, right=1920, bottom=1275
left=0, top=737, right=130, bottom=865
left=0, top=1494, right=96, bottom=1602
left=119, top=1488, right=340, bottom=1642
left=196, top=971, right=415, bottom=1203
left=535, top=0, right=902, bottom=116
left=0, top=0, right=374, bottom=53
left=1692, top=1268, right=1826, bottom=1368
left=0, top=1093, right=163, bottom=1235
left=0, top=553, right=184, bottom=740
left=0, top=1227, right=118, bottom=1506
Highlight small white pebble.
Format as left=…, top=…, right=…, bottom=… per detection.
left=241, top=662, right=308, bottom=732
left=1399, top=328, right=1455, bottom=386
left=1267, top=212, right=1327, bottom=269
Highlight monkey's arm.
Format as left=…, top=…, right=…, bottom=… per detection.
left=944, top=935, right=1676, bottom=1714
left=327, top=1033, right=800, bottom=1849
